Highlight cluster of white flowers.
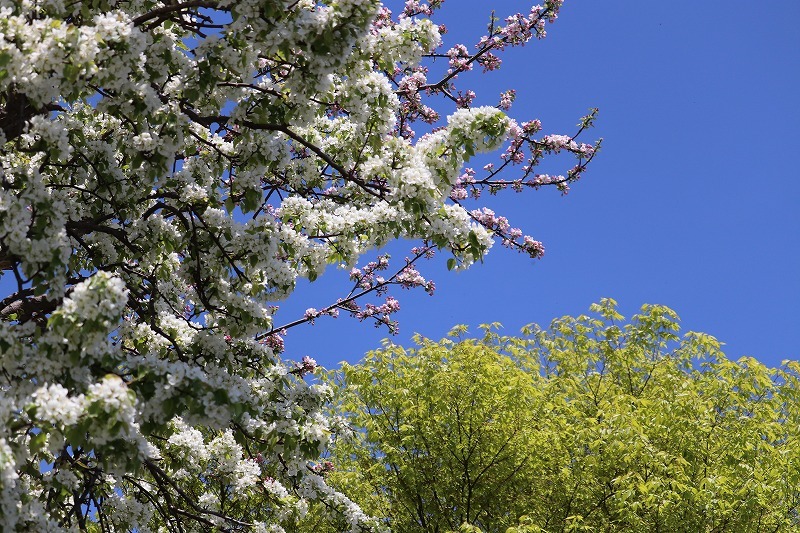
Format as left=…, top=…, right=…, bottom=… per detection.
left=60, top=272, right=129, bottom=326
left=131, top=132, right=159, bottom=152
left=32, top=384, right=84, bottom=426
left=103, top=491, right=156, bottom=533
left=24, top=117, right=72, bottom=161
left=366, top=12, right=442, bottom=66
left=0, top=438, right=19, bottom=528
left=339, top=71, right=399, bottom=132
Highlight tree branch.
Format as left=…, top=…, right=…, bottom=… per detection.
left=0, top=293, right=59, bottom=321
left=132, top=1, right=220, bottom=27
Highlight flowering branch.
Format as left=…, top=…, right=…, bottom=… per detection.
left=265, top=245, right=436, bottom=337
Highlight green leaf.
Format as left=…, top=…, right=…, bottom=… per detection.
left=29, top=432, right=47, bottom=454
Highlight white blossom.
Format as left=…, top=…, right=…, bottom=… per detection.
left=31, top=384, right=85, bottom=426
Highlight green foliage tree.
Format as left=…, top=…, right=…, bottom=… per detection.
left=313, top=300, right=800, bottom=532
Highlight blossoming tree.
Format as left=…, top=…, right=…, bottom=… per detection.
left=0, top=0, right=597, bottom=530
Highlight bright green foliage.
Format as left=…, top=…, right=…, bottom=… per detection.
left=309, top=299, right=800, bottom=532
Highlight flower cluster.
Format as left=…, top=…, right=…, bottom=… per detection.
left=396, top=265, right=436, bottom=295
left=350, top=254, right=392, bottom=292
left=499, top=89, right=517, bottom=110
left=355, top=297, right=402, bottom=334
left=292, top=356, right=319, bottom=377
left=447, top=44, right=472, bottom=72
left=311, top=460, right=336, bottom=476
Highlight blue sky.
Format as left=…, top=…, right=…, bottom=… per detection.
left=279, top=1, right=800, bottom=369
left=2, top=2, right=796, bottom=370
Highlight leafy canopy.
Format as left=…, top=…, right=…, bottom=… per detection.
left=321, top=300, right=800, bottom=532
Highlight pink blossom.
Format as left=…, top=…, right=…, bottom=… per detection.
left=292, top=355, right=318, bottom=377
left=311, top=460, right=335, bottom=476
left=455, top=90, right=476, bottom=109
left=498, top=89, right=516, bottom=110
left=477, top=52, right=502, bottom=72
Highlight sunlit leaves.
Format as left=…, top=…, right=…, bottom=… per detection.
left=314, top=301, right=800, bottom=532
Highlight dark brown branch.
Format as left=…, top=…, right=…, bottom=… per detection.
left=0, top=293, right=59, bottom=321
left=0, top=91, right=61, bottom=143
left=66, top=220, right=142, bottom=255
left=0, top=251, right=17, bottom=271
left=132, top=1, right=220, bottom=27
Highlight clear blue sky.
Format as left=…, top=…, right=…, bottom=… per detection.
left=279, top=1, right=800, bottom=369
left=3, top=2, right=797, bottom=369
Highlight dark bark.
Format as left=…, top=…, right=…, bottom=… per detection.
left=1, top=91, right=42, bottom=142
